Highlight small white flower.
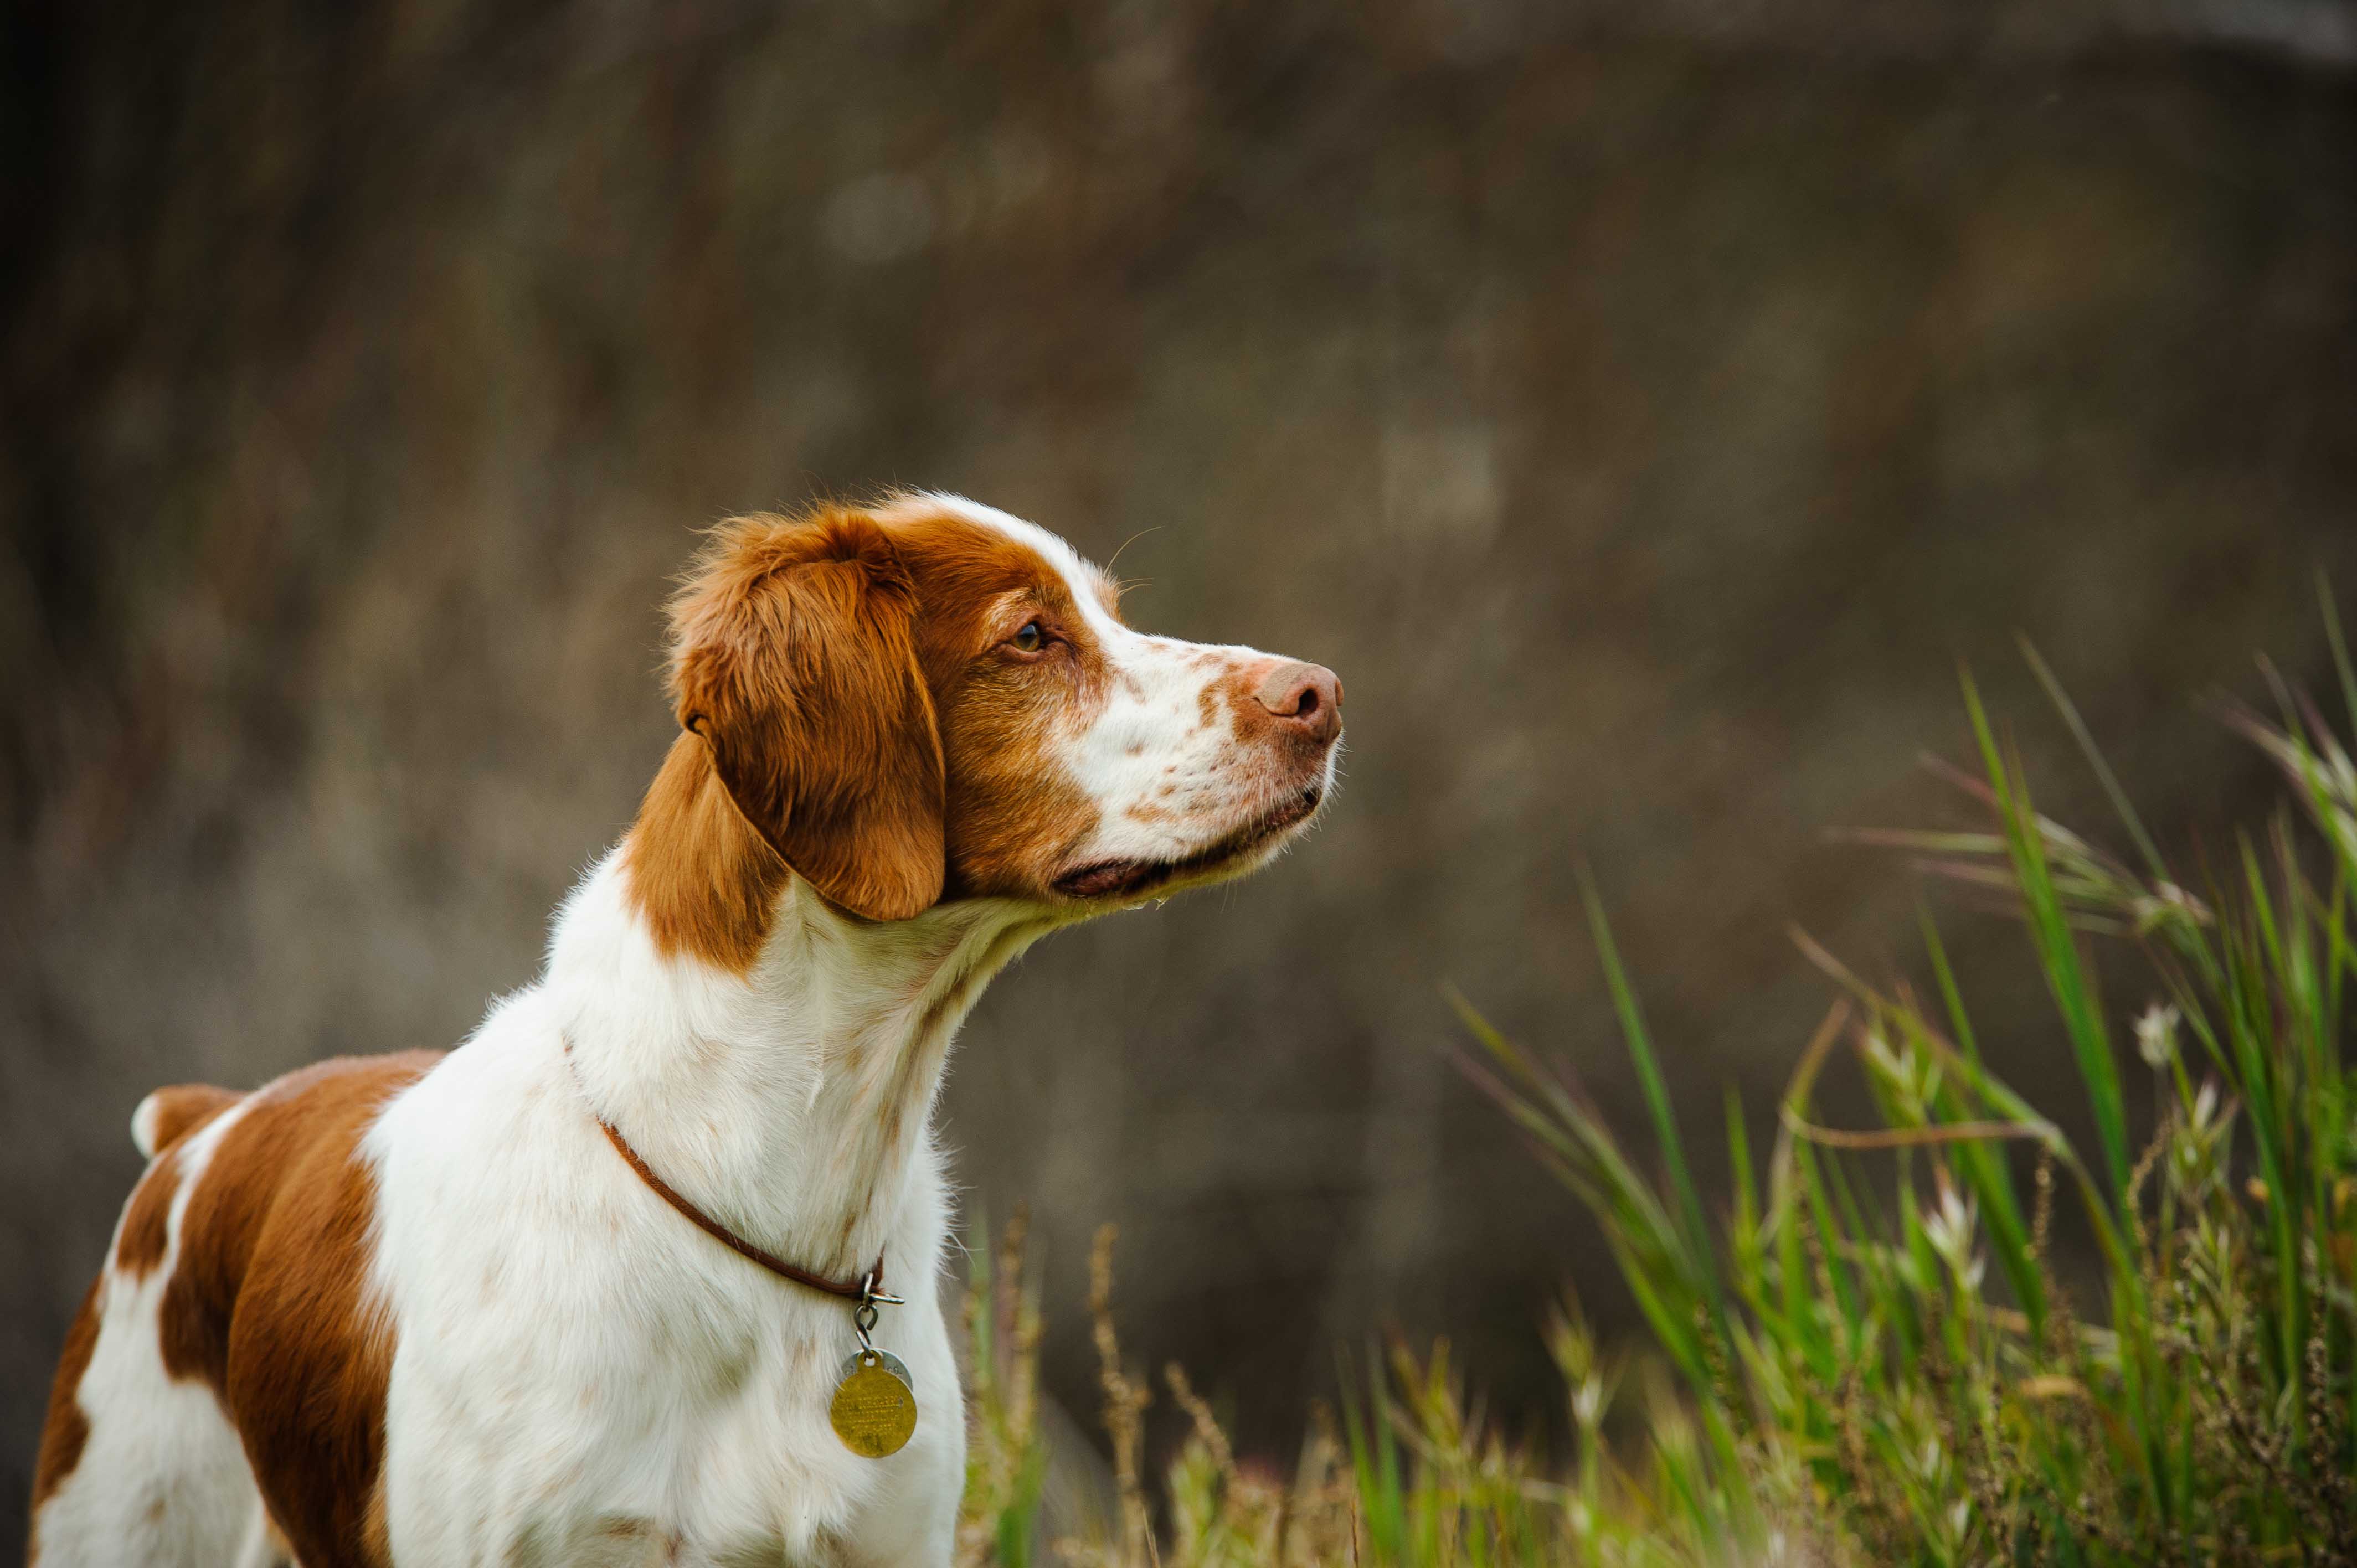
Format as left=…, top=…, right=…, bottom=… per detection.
left=2191, top=1079, right=2219, bottom=1126
left=1922, top=1177, right=1987, bottom=1291
left=2135, top=1001, right=2181, bottom=1070
left=1923, top=1179, right=1972, bottom=1257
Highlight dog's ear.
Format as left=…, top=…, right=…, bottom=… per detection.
left=667, top=509, right=946, bottom=922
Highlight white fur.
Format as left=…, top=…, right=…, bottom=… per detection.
left=37, top=1103, right=271, bottom=1566
left=128, top=1094, right=164, bottom=1162
left=34, top=501, right=1334, bottom=1567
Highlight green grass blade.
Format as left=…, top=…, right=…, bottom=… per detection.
left=1579, top=872, right=1731, bottom=1362
left=2019, top=635, right=2170, bottom=886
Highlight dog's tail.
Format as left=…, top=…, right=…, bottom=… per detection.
left=131, top=1083, right=242, bottom=1160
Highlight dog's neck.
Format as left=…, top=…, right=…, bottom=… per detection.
left=545, top=740, right=1056, bottom=1280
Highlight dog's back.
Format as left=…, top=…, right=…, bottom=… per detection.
left=30, top=1052, right=440, bottom=1568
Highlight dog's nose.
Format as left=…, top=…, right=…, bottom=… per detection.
left=1253, top=662, right=1343, bottom=744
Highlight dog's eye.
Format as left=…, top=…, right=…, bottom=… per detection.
left=1010, top=621, right=1044, bottom=654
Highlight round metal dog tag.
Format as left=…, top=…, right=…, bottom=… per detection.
left=830, top=1349, right=918, bottom=1458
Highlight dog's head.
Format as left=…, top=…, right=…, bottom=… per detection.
left=632, top=494, right=1340, bottom=954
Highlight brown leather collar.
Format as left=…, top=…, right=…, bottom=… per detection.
left=563, top=1039, right=883, bottom=1302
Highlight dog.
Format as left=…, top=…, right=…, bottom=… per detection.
left=28, top=493, right=1342, bottom=1567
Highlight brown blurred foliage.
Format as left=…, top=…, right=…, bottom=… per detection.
left=4, top=0, right=2355, bottom=1538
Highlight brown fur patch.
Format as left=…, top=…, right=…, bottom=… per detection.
left=140, top=1083, right=241, bottom=1156
left=626, top=506, right=948, bottom=956
left=159, top=1050, right=440, bottom=1568
left=362, top=1483, right=389, bottom=1564
left=29, top=1275, right=102, bottom=1530
left=878, top=504, right=1108, bottom=899
left=114, top=1144, right=183, bottom=1277
left=622, top=733, right=795, bottom=973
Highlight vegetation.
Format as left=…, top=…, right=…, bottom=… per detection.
left=959, top=605, right=2357, bottom=1565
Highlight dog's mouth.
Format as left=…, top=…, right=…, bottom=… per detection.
left=1052, top=785, right=1326, bottom=902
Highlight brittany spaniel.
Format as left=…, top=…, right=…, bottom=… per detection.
left=29, top=493, right=1342, bottom=1567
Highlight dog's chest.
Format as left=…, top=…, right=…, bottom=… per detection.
left=385, top=1339, right=867, bottom=1564
left=365, top=1045, right=938, bottom=1563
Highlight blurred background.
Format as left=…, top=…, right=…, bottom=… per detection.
left=6, top=0, right=2356, bottom=1538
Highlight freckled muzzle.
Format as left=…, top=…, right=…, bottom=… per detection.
left=1052, top=658, right=1344, bottom=902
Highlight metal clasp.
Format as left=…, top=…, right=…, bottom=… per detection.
left=853, top=1269, right=905, bottom=1356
